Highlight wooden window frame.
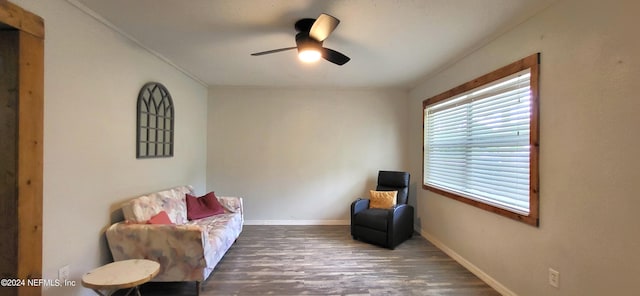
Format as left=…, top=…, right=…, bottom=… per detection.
left=422, top=53, right=540, bottom=226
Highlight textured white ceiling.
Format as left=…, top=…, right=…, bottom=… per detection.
left=73, top=0, right=556, bottom=89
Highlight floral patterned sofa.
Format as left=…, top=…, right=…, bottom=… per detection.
left=105, top=185, right=243, bottom=291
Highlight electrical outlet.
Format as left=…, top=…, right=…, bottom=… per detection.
left=548, top=268, right=560, bottom=288
left=59, top=265, right=70, bottom=281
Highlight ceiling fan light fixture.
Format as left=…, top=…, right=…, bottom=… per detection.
left=298, top=49, right=321, bottom=63
left=296, top=33, right=322, bottom=63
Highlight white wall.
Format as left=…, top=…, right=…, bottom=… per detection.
left=207, top=87, right=409, bottom=224
left=11, top=1, right=208, bottom=295
left=408, top=0, right=640, bottom=295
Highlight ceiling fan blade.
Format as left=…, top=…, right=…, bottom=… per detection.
left=321, top=48, right=350, bottom=65
left=250, top=47, right=297, bottom=56
left=309, top=13, right=340, bottom=42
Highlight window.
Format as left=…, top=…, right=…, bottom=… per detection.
left=137, top=82, right=174, bottom=158
left=422, top=53, right=539, bottom=226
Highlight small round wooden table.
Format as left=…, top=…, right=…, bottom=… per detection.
left=82, top=259, right=160, bottom=296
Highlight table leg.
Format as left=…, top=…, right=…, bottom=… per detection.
left=91, top=289, right=110, bottom=296
left=90, top=285, right=141, bottom=296
left=122, top=286, right=141, bottom=296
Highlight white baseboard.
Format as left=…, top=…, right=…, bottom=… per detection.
left=419, top=229, right=517, bottom=296
left=245, top=220, right=350, bottom=225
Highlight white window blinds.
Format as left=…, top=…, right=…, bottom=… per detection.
left=424, top=69, right=532, bottom=214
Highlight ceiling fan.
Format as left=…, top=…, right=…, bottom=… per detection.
left=250, top=13, right=350, bottom=66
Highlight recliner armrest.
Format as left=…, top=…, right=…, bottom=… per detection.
left=389, top=204, right=412, bottom=222
left=351, top=198, right=370, bottom=216
left=390, top=203, right=409, bottom=212
left=387, top=204, right=414, bottom=248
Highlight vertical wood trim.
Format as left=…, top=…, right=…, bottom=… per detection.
left=1, top=1, right=44, bottom=295
left=16, top=29, right=44, bottom=296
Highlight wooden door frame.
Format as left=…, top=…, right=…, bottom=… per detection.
left=0, top=1, right=44, bottom=296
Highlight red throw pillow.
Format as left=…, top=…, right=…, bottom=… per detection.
left=185, top=192, right=225, bottom=220
left=147, top=210, right=173, bottom=225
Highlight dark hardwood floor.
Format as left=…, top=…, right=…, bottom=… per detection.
left=130, top=225, right=499, bottom=296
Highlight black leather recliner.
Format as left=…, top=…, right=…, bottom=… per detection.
left=350, top=171, right=414, bottom=249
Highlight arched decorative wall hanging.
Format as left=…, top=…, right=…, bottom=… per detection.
left=137, top=82, right=174, bottom=158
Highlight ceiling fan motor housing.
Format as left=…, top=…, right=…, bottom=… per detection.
left=296, top=32, right=322, bottom=53
left=294, top=18, right=316, bottom=32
